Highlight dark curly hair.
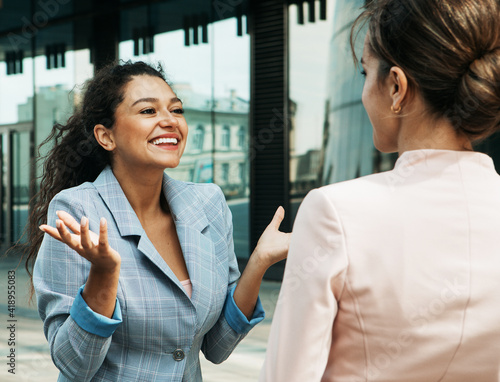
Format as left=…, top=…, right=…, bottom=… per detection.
left=22, top=61, right=168, bottom=297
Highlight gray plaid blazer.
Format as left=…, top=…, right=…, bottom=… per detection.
left=34, top=166, right=263, bottom=381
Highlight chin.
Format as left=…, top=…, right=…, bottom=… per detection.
left=164, top=160, right=181, bottom=169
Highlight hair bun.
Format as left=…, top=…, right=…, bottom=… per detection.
left=453, top=47, right=500, bottom=140
left=351, top=0, right=500, bottom=142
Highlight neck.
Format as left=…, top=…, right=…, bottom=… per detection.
left=110, top=162, right=166, bottom=222
left=397, top=110, right=473, bottom=156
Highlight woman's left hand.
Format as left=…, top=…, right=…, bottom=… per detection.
left=233, top=206, right=290, bottom=319
left=252, top=206, right=291, bottom=270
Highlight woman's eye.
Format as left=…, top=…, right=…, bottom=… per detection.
left=360, top=70, right=367, bottom=77
left=172, top=108, right=185, bottom=115
left=140, top=108, right=156, bottom=114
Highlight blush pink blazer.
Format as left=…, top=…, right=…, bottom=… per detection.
left=261, top=149, right=500, bottom=382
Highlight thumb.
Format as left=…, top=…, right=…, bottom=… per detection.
left=269, top=206, right=285, bottom=230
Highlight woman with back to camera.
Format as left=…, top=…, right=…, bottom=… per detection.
left=261, top=0, right=500, bottom=380
left=25, top=61, right=289, bottom=381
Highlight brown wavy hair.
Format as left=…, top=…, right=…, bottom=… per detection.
left=351, top=0, right=500, bottom=140
left=20, top=61, right=168, bottom=298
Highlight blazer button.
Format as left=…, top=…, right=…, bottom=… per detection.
left=173, top=349, right=185, bottom=361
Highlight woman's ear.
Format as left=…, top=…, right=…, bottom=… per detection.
left=389, top=66, right=409, bottom=112
left=94, top=124, right=115, bottom=151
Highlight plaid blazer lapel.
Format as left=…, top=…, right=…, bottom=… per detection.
left=92, top=166, right=144, bottom=237
left=163, top=174, right=219, bottom=318
left=92, top=167, right=186, bottom=290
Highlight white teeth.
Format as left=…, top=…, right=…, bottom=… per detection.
left=152, top=137, right=178, bottom=145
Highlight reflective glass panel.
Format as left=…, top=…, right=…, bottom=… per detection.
left=288, top=0, right=397, bottom=219
left=11, top=130, right=30, bottom=242
left=0, top=134, right=7, bottom=247
left=0, top=37, right=34, bottom=125
left=34, top=23, right=94, bottom=179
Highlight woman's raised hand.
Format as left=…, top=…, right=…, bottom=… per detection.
left=40, top=210, right=121, bottom=272
left=232, top=206, right=291, bottom=319
left=253, top=206, right=291, bottom=269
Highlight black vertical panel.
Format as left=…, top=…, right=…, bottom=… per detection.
left=201, top=13, right=208, bottom=43
left=249, top=0, right=289, bottom=280
left=307, top=0, right=315, bottom=22
left=92, top=0, right=119, bottom=71
left=319, top=0, right=327, bottom=20
left=192, top=14, right=199, bottom=45
left=183, top=16, right=190, bottom=46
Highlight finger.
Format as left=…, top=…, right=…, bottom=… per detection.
left=56, top=219, right=75, bottom=245
left=80, top=216, right=93, bottom=249
left=39, top=224, right=63, bottom=242
left=98, top=218, right=109, bottom=249
left=269, top=206, right=285, bottom=229
left=56, top=210, right=81, bottom=234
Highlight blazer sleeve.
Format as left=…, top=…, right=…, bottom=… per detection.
left=201, top=187, right=265, bottom=364
left=260, top=188, right=348, bottom=382
left=33, top=190, right=122, bottom=381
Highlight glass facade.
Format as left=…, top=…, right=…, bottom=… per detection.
left=0, top=0, right=252, bottom=260
left=0, top=15, right=94, bottom=250
left=1, top=0, right=499, bottom=259
left=288, top=0, right=397, bottom=219
left=0, top=32, right=34, bottom=247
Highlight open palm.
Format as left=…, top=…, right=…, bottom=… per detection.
left=40, top=210, right=121, bottom=272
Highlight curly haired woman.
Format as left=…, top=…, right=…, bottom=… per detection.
left=26, top=61, right=289, bottom=381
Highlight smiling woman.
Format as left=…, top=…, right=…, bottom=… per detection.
left=23, top=61, right=290, bottom=382
left=94, top=75, right=188, bottom=173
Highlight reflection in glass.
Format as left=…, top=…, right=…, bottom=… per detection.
left=30, top=47, right=93, bottom=181
left=288, top=0, right=397, bottom=219
left=0, top=134, right=7, bottom=246
left=221, top=125, right=230, bottom=149
left=33, top=22, right=94, bottom=180
left=0, top=46, right=34, bottom=125
left=192, top=125, right=205, bottom=151
left=12, top=131, right=30, bottom=243
left=238, top=126, right=245, bottom=148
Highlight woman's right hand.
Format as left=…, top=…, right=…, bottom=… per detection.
left=40, top=210, right=121, bottom=272
left=40, top=210, right=121, bottom=317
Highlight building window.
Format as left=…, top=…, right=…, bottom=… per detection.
left=192, top=125, right=205, bottom=151
left=239, top=162, right=245, bottom=181
left=238, top=126, right=245, bottom=148
left=221, top=125, right=230, bottom=148
left=221, top=163, right=229, bottom=183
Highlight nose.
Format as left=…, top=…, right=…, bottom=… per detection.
left=158, top=110, right=178, bottom=128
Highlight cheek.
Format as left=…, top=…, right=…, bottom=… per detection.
left=180, top=121, right=188, bottom=140
left=361, top=85, right=368, bottom=109
left=361, top=79, right=374, bottom=108
left=361, top=82, right=376, bottom=122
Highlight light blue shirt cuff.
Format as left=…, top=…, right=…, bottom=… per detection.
left=70, top=285, right=122, bottom=338
left=223, top=285, right=265, bottom=334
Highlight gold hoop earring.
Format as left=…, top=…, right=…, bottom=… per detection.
left=391, top=105, right=402, bottom=114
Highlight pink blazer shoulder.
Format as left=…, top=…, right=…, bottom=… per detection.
left=261, top=149, right=500, bottom=382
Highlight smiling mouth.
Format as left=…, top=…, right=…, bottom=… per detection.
left=151, top=137, right=178, bottom=145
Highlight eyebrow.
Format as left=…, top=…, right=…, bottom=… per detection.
left=131, top=97, right=183, bottom=107
left=360, top=57, right=365, bottom=65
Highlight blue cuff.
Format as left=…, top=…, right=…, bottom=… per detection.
left=223, top=285, right=265, bottom=334
left=70, top=285, right=122, bottom=338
